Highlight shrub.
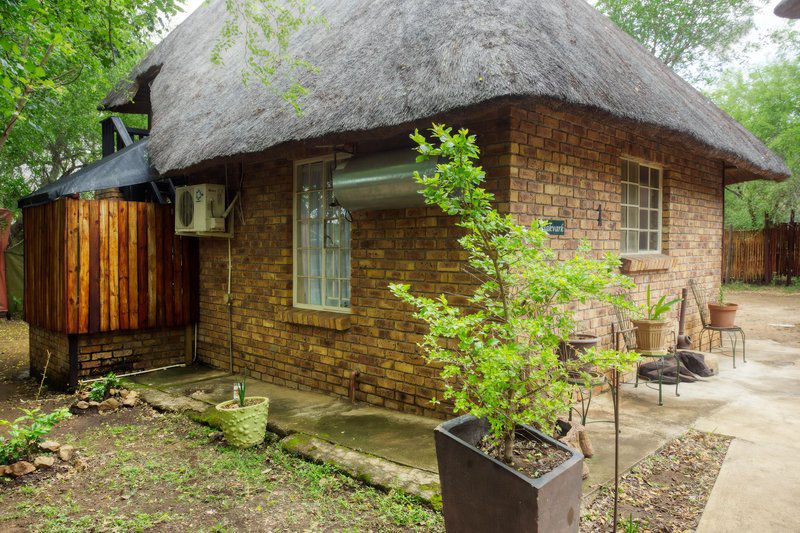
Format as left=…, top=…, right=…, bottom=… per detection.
left=0, top=408, right=71, bottom=464
left=390, top=125, right=639, bottom=464
left=87, top=372, right=122, bottom=402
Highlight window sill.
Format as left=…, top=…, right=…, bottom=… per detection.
left=620, top=254, right=673, bottom=273
left=277, top=308, right=352, bottom=331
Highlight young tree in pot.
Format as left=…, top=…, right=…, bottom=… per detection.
left=215, top=374, right=270, bottom=448
left=708, top=286, right=739, bottom=327
left=390, top=125, right=639, bottom=532
left=632, top=285, right=682, bottom=355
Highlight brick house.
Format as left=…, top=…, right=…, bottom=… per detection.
left=25, top=0, right=788, bottom=417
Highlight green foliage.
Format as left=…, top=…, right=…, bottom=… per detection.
left=390, top=125, right=639, bottom=463
left=642, top=284, right=681, bottom=321
left=235, top=378, right=246, bottom=408
left=87, top=372, right=122, bottom=402
left=0, top=0, right=180, bottom=151
left=212, top=0, right=325, bottom=115
left=0, top=408, right=71, bottom=464
left=710, top=56, right=800, bottom=229
left=624, top=514, right=642, bottom=532
left=595, top=0, right=762, bottom=82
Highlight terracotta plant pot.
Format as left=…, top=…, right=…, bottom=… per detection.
left=708, top=303, right=738, bottom=328
left=215, top=396, right=269, bottom=448
left=434, top=415, right=583, bottom=532
left=631, top=319, right=672, bottom=355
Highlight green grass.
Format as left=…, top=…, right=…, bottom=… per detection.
left=724, top=280, right=800, bottom=293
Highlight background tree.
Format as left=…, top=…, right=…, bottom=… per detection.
left=0, top=0, right=181, bottom=151
left=594, top=0, right=764, bottom=82
left=711, top=55, right=800, bottom=228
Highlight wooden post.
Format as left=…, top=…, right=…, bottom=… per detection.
left=724, top=225, right=734, bottom=284
left=788, top=210, right=796, bottom=287
left=764, top=213, right=772, bottom=285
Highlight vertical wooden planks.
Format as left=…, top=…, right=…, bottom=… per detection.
left=118, top=201, right=129, bottom=330
left=78, top=200, right=90, bottom=333
left=128, top=205, right=139, bottom=329
left=89, top=201, right=101, bottom=333
left=146, top=203, right=157, bottom=327
left=108, top=201, right=120, bottom=331
left=65, top=199, right=80, bottom=333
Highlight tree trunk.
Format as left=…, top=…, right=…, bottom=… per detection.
left=503, top=430, right=514, bottom=464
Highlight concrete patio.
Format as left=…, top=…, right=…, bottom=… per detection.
left=129, top=329, right=800, bottom=529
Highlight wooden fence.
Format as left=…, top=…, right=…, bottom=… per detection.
left=724, top=214, right=800, bottom=285
left=24, top=198, right=198, bottom=335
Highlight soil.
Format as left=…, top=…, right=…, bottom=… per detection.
left=726, top=288, right=800, bottom=347
left=217, top=397, right=266, bottom=410
left=478, top=432, right=571, bottom=480
left=581, top=430, right=732, bottom=532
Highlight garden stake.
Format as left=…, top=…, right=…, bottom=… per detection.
left=36, top=349, right=51, bottom=401
left=612, top=367, right=620, bottom=533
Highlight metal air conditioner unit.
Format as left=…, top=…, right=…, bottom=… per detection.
left=175, top=184, right=227, bottom=235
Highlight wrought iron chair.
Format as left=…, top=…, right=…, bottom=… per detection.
left=612, top=300, right=680, bottom=406
left=688, top=279, right=746, bottom=368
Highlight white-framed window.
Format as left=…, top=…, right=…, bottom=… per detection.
left=620, top=159, right=662, bottom=254
left=293, top=157, right=351, bottom=311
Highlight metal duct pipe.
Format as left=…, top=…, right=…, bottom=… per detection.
left=332, top=149, right=440, bottom=211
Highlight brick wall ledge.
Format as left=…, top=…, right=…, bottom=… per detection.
left=277, top=308, right=352, bottom=331
left=620, top=254, right=674, bottom=273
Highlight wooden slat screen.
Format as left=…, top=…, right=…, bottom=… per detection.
left=24, top=198, right=198, bottom=334
left=724, top=219, right=800, bottom=284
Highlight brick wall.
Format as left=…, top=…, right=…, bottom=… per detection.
left=191, top=100, right=724, bottom=418
left=508, top=102, right=723, bottom=342
left=29, top=325, right=188, bottom=389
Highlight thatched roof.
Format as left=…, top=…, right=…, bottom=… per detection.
left=103, top=0, right=789, bottom=182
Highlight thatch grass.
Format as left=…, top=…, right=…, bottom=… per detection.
left=103, top=0, right=789, bottom=181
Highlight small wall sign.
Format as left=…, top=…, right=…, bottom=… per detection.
left=543, top=220, right=565, bottom=236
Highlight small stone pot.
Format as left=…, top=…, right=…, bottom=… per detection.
left=215, top=396, right=269, bottom=448
left=631, top=319, right=672, bottom=355
left=558, top=334, right=601, bottom=362
left=708, top=303, right=738, bottom=328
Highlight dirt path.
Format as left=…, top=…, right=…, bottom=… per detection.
left=726, top=288, right=800, bottom=347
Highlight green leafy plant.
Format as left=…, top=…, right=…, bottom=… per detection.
left=0, top=408, right=71, bottom=464
left=643, top=284, right=681, bottom=321
left=623, top=514, right=642, bottom=532
left=235, top=377, right=247, bottom=408
left=718, top=285, right=726, bottom=305
left=390, top=125, right=639, bottom=464
left=87, top=372, right=122, bottom=402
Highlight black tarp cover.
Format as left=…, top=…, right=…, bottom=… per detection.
left=18, top=139, right=154, bottom=208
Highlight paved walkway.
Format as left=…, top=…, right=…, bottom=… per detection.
left=131, top=331, right=800, bottom=529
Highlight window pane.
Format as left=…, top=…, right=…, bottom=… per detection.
left=307, top=278, right=322, bottom=305
left=627, top=231, right=637, bottom=252
left=621, top=161, right=628, bottom=181
left=639, top=165, right=648, bottom=186
left=326, top=250, right=339, bottom=279
left=297, top=251, right=308, bottom=276
left=628, top=185, right=639, bottom=205
left=326, top=218, right=340, bottom=247
left=649, top=231, right=659, bottom=251
left=309, top=249, right=322, bottom=276
left=297, top=193, right=310, bottom=217
left=627, top=207, right=638, bottom=229
left=620, top=231, right=628, bottom=253
left=621, top=207, right=628, bottom=228
left=650, top=189, right=659, bottom=209
left=639, top=209, right=648, bottom=229
left=342, top=281, right=351, bottom=308
left=300, top=165, right=311, bottom=192
left=639, top=231, right=648, bottom=250
left=296, top=277, right=308, bottom=304
left=309, top=162, right=323, bottom=190
left=308, top=220, right=322, bottom=248
left=340, top=248, right=350, bottom=279
left=621, top=183, right=629, bottom=205
left=326, top=280, right=339, bottom=307
left=628, top=161, right=637, bottom=183
left=641, top=187, right=650, bottom=208
left=650, top=171, right=660, bottom=189
left=650, top=210, right=659, bottom=230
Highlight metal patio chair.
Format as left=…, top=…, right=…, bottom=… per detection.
left=689, top=279, right=746, bottom=368
left=612, top=300, right=680, bottom=406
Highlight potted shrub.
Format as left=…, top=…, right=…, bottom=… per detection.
left=215, top=376, right=269, bottom=448
left=390, top=125, right=638, bottom=532
left=708, top=286, right=738, bottom=327
left=631, top=285, right=681, bottom=355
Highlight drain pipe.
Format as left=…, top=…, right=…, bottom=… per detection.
left=227, top=237, right=234, bottom=373
left=349, top=370, right=360, bottom=403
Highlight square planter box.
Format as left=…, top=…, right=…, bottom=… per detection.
left=434, top=415, right=583, bottom=532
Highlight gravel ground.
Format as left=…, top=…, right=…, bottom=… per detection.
left=581, top=430, right=732, bottom=532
